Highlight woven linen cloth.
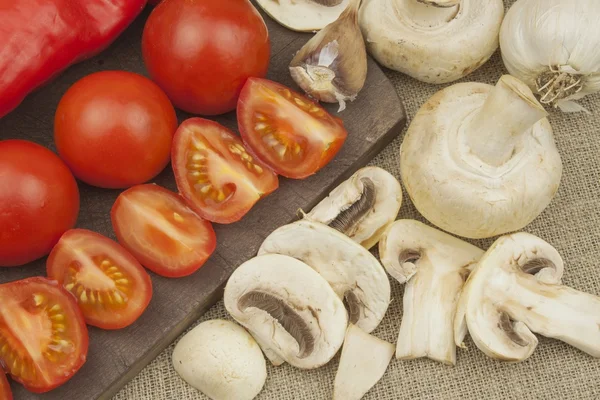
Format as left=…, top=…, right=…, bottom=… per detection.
left=114, top=1, right=600, bottom=398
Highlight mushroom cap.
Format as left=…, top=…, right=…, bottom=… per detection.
left=400, top=81, right=562, bottom=239
left=224, top=254, right=348, bottom=369
left=306, top=166, right=402, bottom=249
left=454, top=233, right=565, bottom=361
left=359, top=0, right=504, bottom=83
left=258, top=220, right=390, bottom=333
left=172, top=320, right=267, bottom=400
left=256, top=0, right=349, bottom=32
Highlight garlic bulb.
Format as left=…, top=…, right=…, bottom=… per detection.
left=500, top=0, right=600, bottom=112
left=289, top=0, right=367, bottom=112
left=359, top=0, right=504, bottom=84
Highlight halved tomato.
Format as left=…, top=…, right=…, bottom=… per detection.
left=47, top=229, right=153, bottom=330
left=0, top=373, right=12, bottom=400
left=237, top=77, right=348, bottom=179
left=172, top=118, right=279, bottom=224
left=111, top=184, right=217, bottom=278
left=0, top=277, right=88, bottom=394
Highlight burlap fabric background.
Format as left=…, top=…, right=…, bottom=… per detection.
left=114, top=1, right=600, bottom=398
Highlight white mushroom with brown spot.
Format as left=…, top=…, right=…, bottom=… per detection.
left=454, top=232, right=600, bottom=362
left=258, top=219, right=390, bottom=334
left=333, top=324, right=395, bottom=400
left=224, top=254, right=348, bottom=369
left=379, top=219, right=483, bottom=365
left=400, top=75, right=563, bottom=239
left=172, top=320, right=267, bottom=400
left=304, top=166, right=402, bottom=250
left=359, top=0, right=504, bottom=84
left=256, top=0, right=350, bottom=32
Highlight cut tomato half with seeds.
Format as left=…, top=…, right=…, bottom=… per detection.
left=237, top=77, right=348, bottom=179
left=0, top=373, right=12, bottom=400
left=111, top=184, right=217, bottom=278
left=46, top=229, right=153, bottom=330
left=172, top=118, right=279, bottom=224
left=0, top=277, right=88, bottom=394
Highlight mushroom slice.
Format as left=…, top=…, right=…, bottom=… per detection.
left=258, top=220, right=390, bottom=333
left=378, top=220, right=484, bottom=365
left=256, top=0, right=349, bottom=33
left=454, top=232, right=600, bottom=362
left=304, top=166, right=402, bottom=249
left=224, top=254, right=348, bottom=369
left=333, top=324, right=395, bottom=400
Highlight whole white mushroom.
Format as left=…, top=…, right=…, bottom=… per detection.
left=172, top=320, right=267, bottom=400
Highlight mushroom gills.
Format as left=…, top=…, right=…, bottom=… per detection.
left=329, top=178, right=376, bottom=234
left=238, top=291, right=315, bottom=358
left=343, top=291, right=362, bottom=324
left=498, top=312, right=529, bottom=347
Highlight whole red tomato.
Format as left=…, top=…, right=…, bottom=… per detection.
left=142, top=0, right=271, bottom=116
left=0, top=140, right=80, bottom=267
left=54, top=71, right=177, bottom=189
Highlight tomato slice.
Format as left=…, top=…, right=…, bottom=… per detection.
left=237, top=77, right=348, bottom=179
left=0, top=277, right=88, bottom=393
left=111, top=184, right=217, bottom=278
left=46, top=229, right=153, bottom=330
left=0, top=373, right=12, bottom=400
left=172, top=118, right=279, bottom=224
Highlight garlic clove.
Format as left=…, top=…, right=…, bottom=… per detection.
left=256, top=0, right=350, bottom=32
left=289, top=0, right=367, bottom=112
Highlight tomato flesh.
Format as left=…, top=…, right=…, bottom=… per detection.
left=0, top=373, right=11, bottom=400
left=172, top=118, right=279, bottom=224
left=237, top=78, right=348, bottom=179
left=0, top=277, right=88, bottom=394
left=111, top=184, right=217, bottom=278
left=47, top=229, right=153, bottom=330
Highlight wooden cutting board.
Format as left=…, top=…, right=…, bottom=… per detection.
left=0, top=5, right=406, bottom=400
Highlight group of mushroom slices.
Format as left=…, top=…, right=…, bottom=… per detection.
left=171, top=166, right=600, bottom=400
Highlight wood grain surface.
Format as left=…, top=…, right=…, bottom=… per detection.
left=0, top=5, right=406, bottom=400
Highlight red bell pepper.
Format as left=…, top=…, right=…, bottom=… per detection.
left=0, top=0, right=148, bottom=119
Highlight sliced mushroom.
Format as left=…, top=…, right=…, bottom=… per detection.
left=224, top=254, right=348, bottom=369
left=333, top=324, right=395, bottom=400
left=378, top=220, right=484, bottom=365
left=256, top=0, right=349, bottom=33
left=454, top=232, right=600, bottom=362
left=304, top=166, right=402, bottom=249
left=258, top=220, right=390, bottom=333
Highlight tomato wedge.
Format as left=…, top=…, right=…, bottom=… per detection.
left=0, top=373, right=12, bottom=400
left=237, top=77, right=348, bottom=179
left=0, top=277, right=88, bottom=393
left=47, top=229, right=153, bottom=330
left=172, top=118, right=279, bottom=224
left=111, top=184, right=217, bottom=278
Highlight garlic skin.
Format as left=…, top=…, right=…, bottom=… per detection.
left=400, top=75, right=562, bottom=239
left=290, top=0, right=367, bottom=112
left=359, top=0, right=504, bottom=84
left=500, top=0, right=600, bottom=112
left=256, top=0, right=349, bottom=32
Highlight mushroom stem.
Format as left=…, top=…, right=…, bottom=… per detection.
left=400, top=0, right=460, bottom=27
left=500, top=273, right=600, bottom=358
left=464, top=75, right=548, bottom=167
